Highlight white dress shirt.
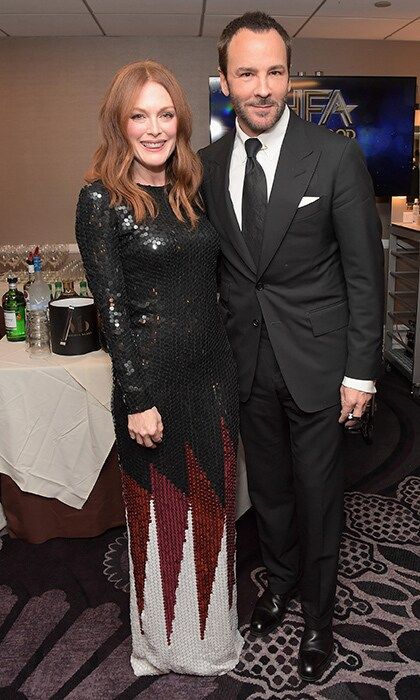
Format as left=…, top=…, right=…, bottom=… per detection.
left=229, top=106, right=290, bottom=228
left=228, top=106, right=375, bottom=395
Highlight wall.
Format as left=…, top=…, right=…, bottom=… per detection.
left=0, top=36, right=419, bottom=244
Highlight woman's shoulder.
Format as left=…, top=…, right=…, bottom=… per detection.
left=78, top=179, right=111, bottom=206
left=77, top=180, right=112, bottom=227
left=79, top=180, right=114, bottom=211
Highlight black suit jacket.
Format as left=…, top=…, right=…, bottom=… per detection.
left=199, top=109, right=384, bottom=412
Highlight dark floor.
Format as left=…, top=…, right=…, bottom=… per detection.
left=0, top=368, right=419, bottom=699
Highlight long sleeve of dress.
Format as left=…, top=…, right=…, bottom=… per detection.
left=75, top=181, right=153, bottom=414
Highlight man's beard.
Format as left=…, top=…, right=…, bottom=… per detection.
left=230, top=95, right=286, bottom=134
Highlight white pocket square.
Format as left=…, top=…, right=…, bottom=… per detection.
left=298, top=196, right=320, bottom=208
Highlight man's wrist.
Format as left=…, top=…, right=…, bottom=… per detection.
left=342, top=376, right=376, bottom=393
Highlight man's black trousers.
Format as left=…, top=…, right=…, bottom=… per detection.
left=240, top=324, right=344, bottom=628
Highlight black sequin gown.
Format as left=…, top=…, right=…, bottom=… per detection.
left=75, top=181, right=243, bottom=676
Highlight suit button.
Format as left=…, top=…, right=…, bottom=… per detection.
left=256, top=282, right=264, bottom=291
left=252, top=319, right=260, bottom=327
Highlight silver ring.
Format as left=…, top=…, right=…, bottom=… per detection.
left=347, top=412, right=354, bottom=420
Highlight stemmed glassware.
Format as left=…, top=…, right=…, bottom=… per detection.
left=0, top=244, right=83, bottom=285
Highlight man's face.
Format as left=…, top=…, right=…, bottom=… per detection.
left=220, top=28, right=291, bottom=137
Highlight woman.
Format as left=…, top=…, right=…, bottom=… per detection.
left=75, top=61, right=243, bottom=676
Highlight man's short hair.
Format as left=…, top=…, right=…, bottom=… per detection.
left=218, top=11, right=291, bottom=77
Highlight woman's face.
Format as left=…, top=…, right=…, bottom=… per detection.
left=126, top=81, right=178, bottom=183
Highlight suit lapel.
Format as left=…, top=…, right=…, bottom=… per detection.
left=257, top=111, right=321, bottom=278
left=207, top=132, right=257, bottom=276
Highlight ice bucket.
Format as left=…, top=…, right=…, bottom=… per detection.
left=49, top=297, right=100, bottom=355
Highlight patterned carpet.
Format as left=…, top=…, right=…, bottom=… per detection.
left=0, top=370, right=419, bottom=699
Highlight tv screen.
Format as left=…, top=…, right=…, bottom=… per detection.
left=209, top=76, right=417, bottom=197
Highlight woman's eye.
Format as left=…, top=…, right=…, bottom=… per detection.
left=161, top=112, right=175, bottom=119
left=131, top=114, right=145, bottom=120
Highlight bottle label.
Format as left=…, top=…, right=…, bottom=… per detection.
left=4, top=310, right=17, bottom=329
left=4, top=308, right=26, bottom=339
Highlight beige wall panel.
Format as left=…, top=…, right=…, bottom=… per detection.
left=0, top=36, right=419, bottom=244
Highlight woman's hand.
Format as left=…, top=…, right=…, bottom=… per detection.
left=128, top=407, right=164, bottom=448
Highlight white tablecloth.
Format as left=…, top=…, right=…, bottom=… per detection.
left=0, top=337, right=250, bottom=516
left=0, top=337, right=115, bottom=508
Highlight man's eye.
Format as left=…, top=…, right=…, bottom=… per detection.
left=240, top=72, right=252, bottom=78
left=270, top=70, right=283, bottom=76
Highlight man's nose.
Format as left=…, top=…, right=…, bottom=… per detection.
left=255, top=77, right=271, bottom=98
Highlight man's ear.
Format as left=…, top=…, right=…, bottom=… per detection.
left=219, top=68, right=229, bottom=97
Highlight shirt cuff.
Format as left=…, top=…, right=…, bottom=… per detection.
left=342, top=376, right=376, bottom=394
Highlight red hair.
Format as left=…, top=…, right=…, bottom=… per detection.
left=86, top=60, right=202, bottom=227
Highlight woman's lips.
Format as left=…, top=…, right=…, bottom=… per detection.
left=140, top=141, right=166, bottom=151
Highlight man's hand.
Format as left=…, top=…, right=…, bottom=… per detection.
left=339, top=385, right=372, bottom=425
left=128, top=407, right=164, bottom=448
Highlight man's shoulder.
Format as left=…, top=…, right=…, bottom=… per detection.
left=198, top=130, right=235, bottom=162
left=294, top=111, right=356, bottom=155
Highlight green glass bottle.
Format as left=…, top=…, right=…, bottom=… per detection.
left=2, top=276, right=26, bottom=341
left=79, top=280, right=89, bottom=297
left=54, top=281, right=63, bottom=300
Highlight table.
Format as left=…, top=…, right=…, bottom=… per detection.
left=0, top=336, right=115, bottom=507
left=0, top=335, right=126, bottom=542
left=0, top=335, right=250, bottom=541
left=0, top=447, right=124, bottom=542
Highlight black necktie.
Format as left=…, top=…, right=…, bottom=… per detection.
left=242, top=138, right=267, bottom=265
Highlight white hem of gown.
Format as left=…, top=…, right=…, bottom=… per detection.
left=126, top=503, right=244, bottom=676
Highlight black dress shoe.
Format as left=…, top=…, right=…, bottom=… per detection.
left=297, top=623, right=333, bottom=682
left=249, top=587, right=294, bottom=638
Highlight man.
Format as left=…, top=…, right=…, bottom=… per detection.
left=199, top=11, right=384, bottom=682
